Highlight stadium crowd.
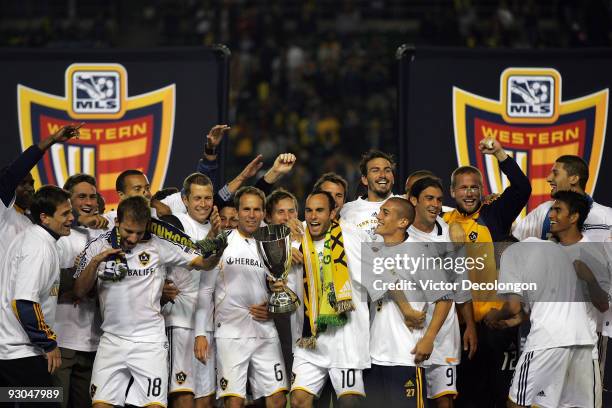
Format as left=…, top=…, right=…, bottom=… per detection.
left=0, top=122, right=611, bottom=408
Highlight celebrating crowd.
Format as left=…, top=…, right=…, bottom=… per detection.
left=0, top=122, right=611, bottom=408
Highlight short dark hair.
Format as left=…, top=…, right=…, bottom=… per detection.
left=96, top=192, right=106, bottom=214
left=313, top=172, right=348, bottom=196
left=116, top=169, right=145, bottom=193
left=117, top=196, right=151, bottom=224
left=63, top=173, right=97, bottom=193
left=386, top=196, right=415, bottom=225
left=308, top=189, right=336, bottom=212
left=359, top=150, right=395, bottom=177
left=556, top=155, right=589, bottom=190
left=266, top=188, right=298, bottom=215
left=151, top=187, right=179, bottom=201
left=405, top=170, right=439, bottom=194
left=552, top=190, right=590, bottom=230
left=409, top=177, right=444, bottom=200
left=182, top=173, right=213, bottom=197
left=30, top=185, right=71, bottom=225
left=450, top=166, right=482, bottom=189
left=234, top=186, right=266, bottom=210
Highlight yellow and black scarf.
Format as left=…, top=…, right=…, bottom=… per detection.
left=298, top=220, right=354, bottom=348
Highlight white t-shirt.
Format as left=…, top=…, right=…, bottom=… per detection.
left=559, top=236, right=610, bottom=359
left=74, top=230, right=199, bottom=343
left=0, top=196, right=32, bottom=268
left=498, top=238, right=596, bottom=352
left=212, top=229, right=278, bottom=339
left=407, top=220, right=462, bottom=366
left=513, top=199, right=612, bottom=242
left=164, top=212, right=211, bottom=329
left=55, top=227, right=104, bottom=352
left=340, top=196, right=401, bottom=241
left=294, top=221, right=372, bottom=369
left=0, top=224, right=60, bottom=359
left=161, top=192, right=187, bottom=214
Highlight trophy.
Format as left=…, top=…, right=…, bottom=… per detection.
left=253, top=224, right=300, bottom=313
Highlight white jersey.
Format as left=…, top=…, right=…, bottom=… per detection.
left=559, top=236, right=610, bottom=358
left=407, top=220, right=462, bottom=366
left=161, top=191, right=187, bottom=214
left=513, top=198, right=612, bottom=242
left=74, top=230, right=199, bottom=343
left=0, top=224, right=60, bottom=359
left=212, top=229, right=278, bottom=339
left=340, top=196, right=402, bottom=240
left=0, top=196, right=31, bottom=267
left=55, top=227, right=104, bottom=352
left=294, top=221, right=372, bottom=369
left=164, top=212, right=211, bottom=329
left=498, top=238, right=596, bottom=352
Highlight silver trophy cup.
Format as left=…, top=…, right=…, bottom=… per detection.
left=253, top=224, right=300, bottom=313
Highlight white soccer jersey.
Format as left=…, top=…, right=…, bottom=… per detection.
left=55, top=227, right=104, bottom=352
left=407, top=220, right=462, bottom=366
left=294, top=221, right=372, bottom=369
left=161, top=191, right=187, bottom=214
left=498, top=238, right=596, bottom=352
left=340, top=196, right=402, bottom=240
left=559, top=236, right=610, bottom=359
left=0, top=224, right=60, bottom=359
left=74, top=230, right=199, bottom=342
left=0, top=196, right=31, bottom=266
left=212, top=229, right=278, bottom=339
left=163, top=213, right=211, bottom=329
left=513, top=199, right=612, bottom=242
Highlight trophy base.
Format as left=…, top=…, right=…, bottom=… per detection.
left=268, top=289, right=300, bottom=314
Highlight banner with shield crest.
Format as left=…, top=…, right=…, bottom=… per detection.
left=0, top=47, right=229, bottom=209
left=397, top=46, right=611, bottom=210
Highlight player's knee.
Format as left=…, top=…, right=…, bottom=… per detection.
left=338, top=394, right=364, bottom=408
left=433, top=395, right=453, bottom=408
left=170, top=391, right=194, bottom=408
left=265, top=391, right=287, bottom=408
left=224, top=396, right=244, bottom=408
left=290, top=390, right=313, bottom=408
left=194, top=395, right=214, bottom=408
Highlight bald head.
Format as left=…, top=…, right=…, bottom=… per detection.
left=386, top=197, right=415, bottom=225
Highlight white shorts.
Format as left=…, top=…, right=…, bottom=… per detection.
left=194, top=331, right=216, bottom=399
left=90, top=332, right=168, bottom=407
left=290, top=356, right=365, bottom=398
left=510, top=346, right=595, bottom=408
left=425, top=365, right=458, bottom=399
left=167, top=326, right=198, bottom=395
left=216, top=337, right=287, bottom=400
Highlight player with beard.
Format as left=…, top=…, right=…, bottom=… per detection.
left=408, top=177, right=477, bottom=407
left=442, top=137, right=531, bottom=407
left=0, top=124, right=80, bottom=266
left=290, top=190, right=371, bottom=408
left=340, top=150, right=397, bottom=239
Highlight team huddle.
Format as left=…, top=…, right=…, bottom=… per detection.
left=0, top=123, right=611, bottom=408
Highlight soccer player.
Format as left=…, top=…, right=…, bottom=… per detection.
left=340, top=150, right=396, bottom=238
left=313, top=172, right=349, bottom=216
left=73, top=196, right=221, bottom=408
left=0, top=186, right=74, bottom=405
left=207, top=186, right=287, bottom=408
left=546, top=191, right=609, bottom=407
left=54, top=174, right=106, bottom=408
left=367, top=197, right=453, bottom=408
left=513, top=155, right=612, bottom=242
left=290, top=190, right=371, bottom=408
left=162, top=173, right=220, bottom=408
left=220, top=204, right=239, bottom=230
left=408, top=177, right=477, bottom=407
left=443, top=137, right=531, bottom=407
left=486, top=237, right=597, bottom=408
